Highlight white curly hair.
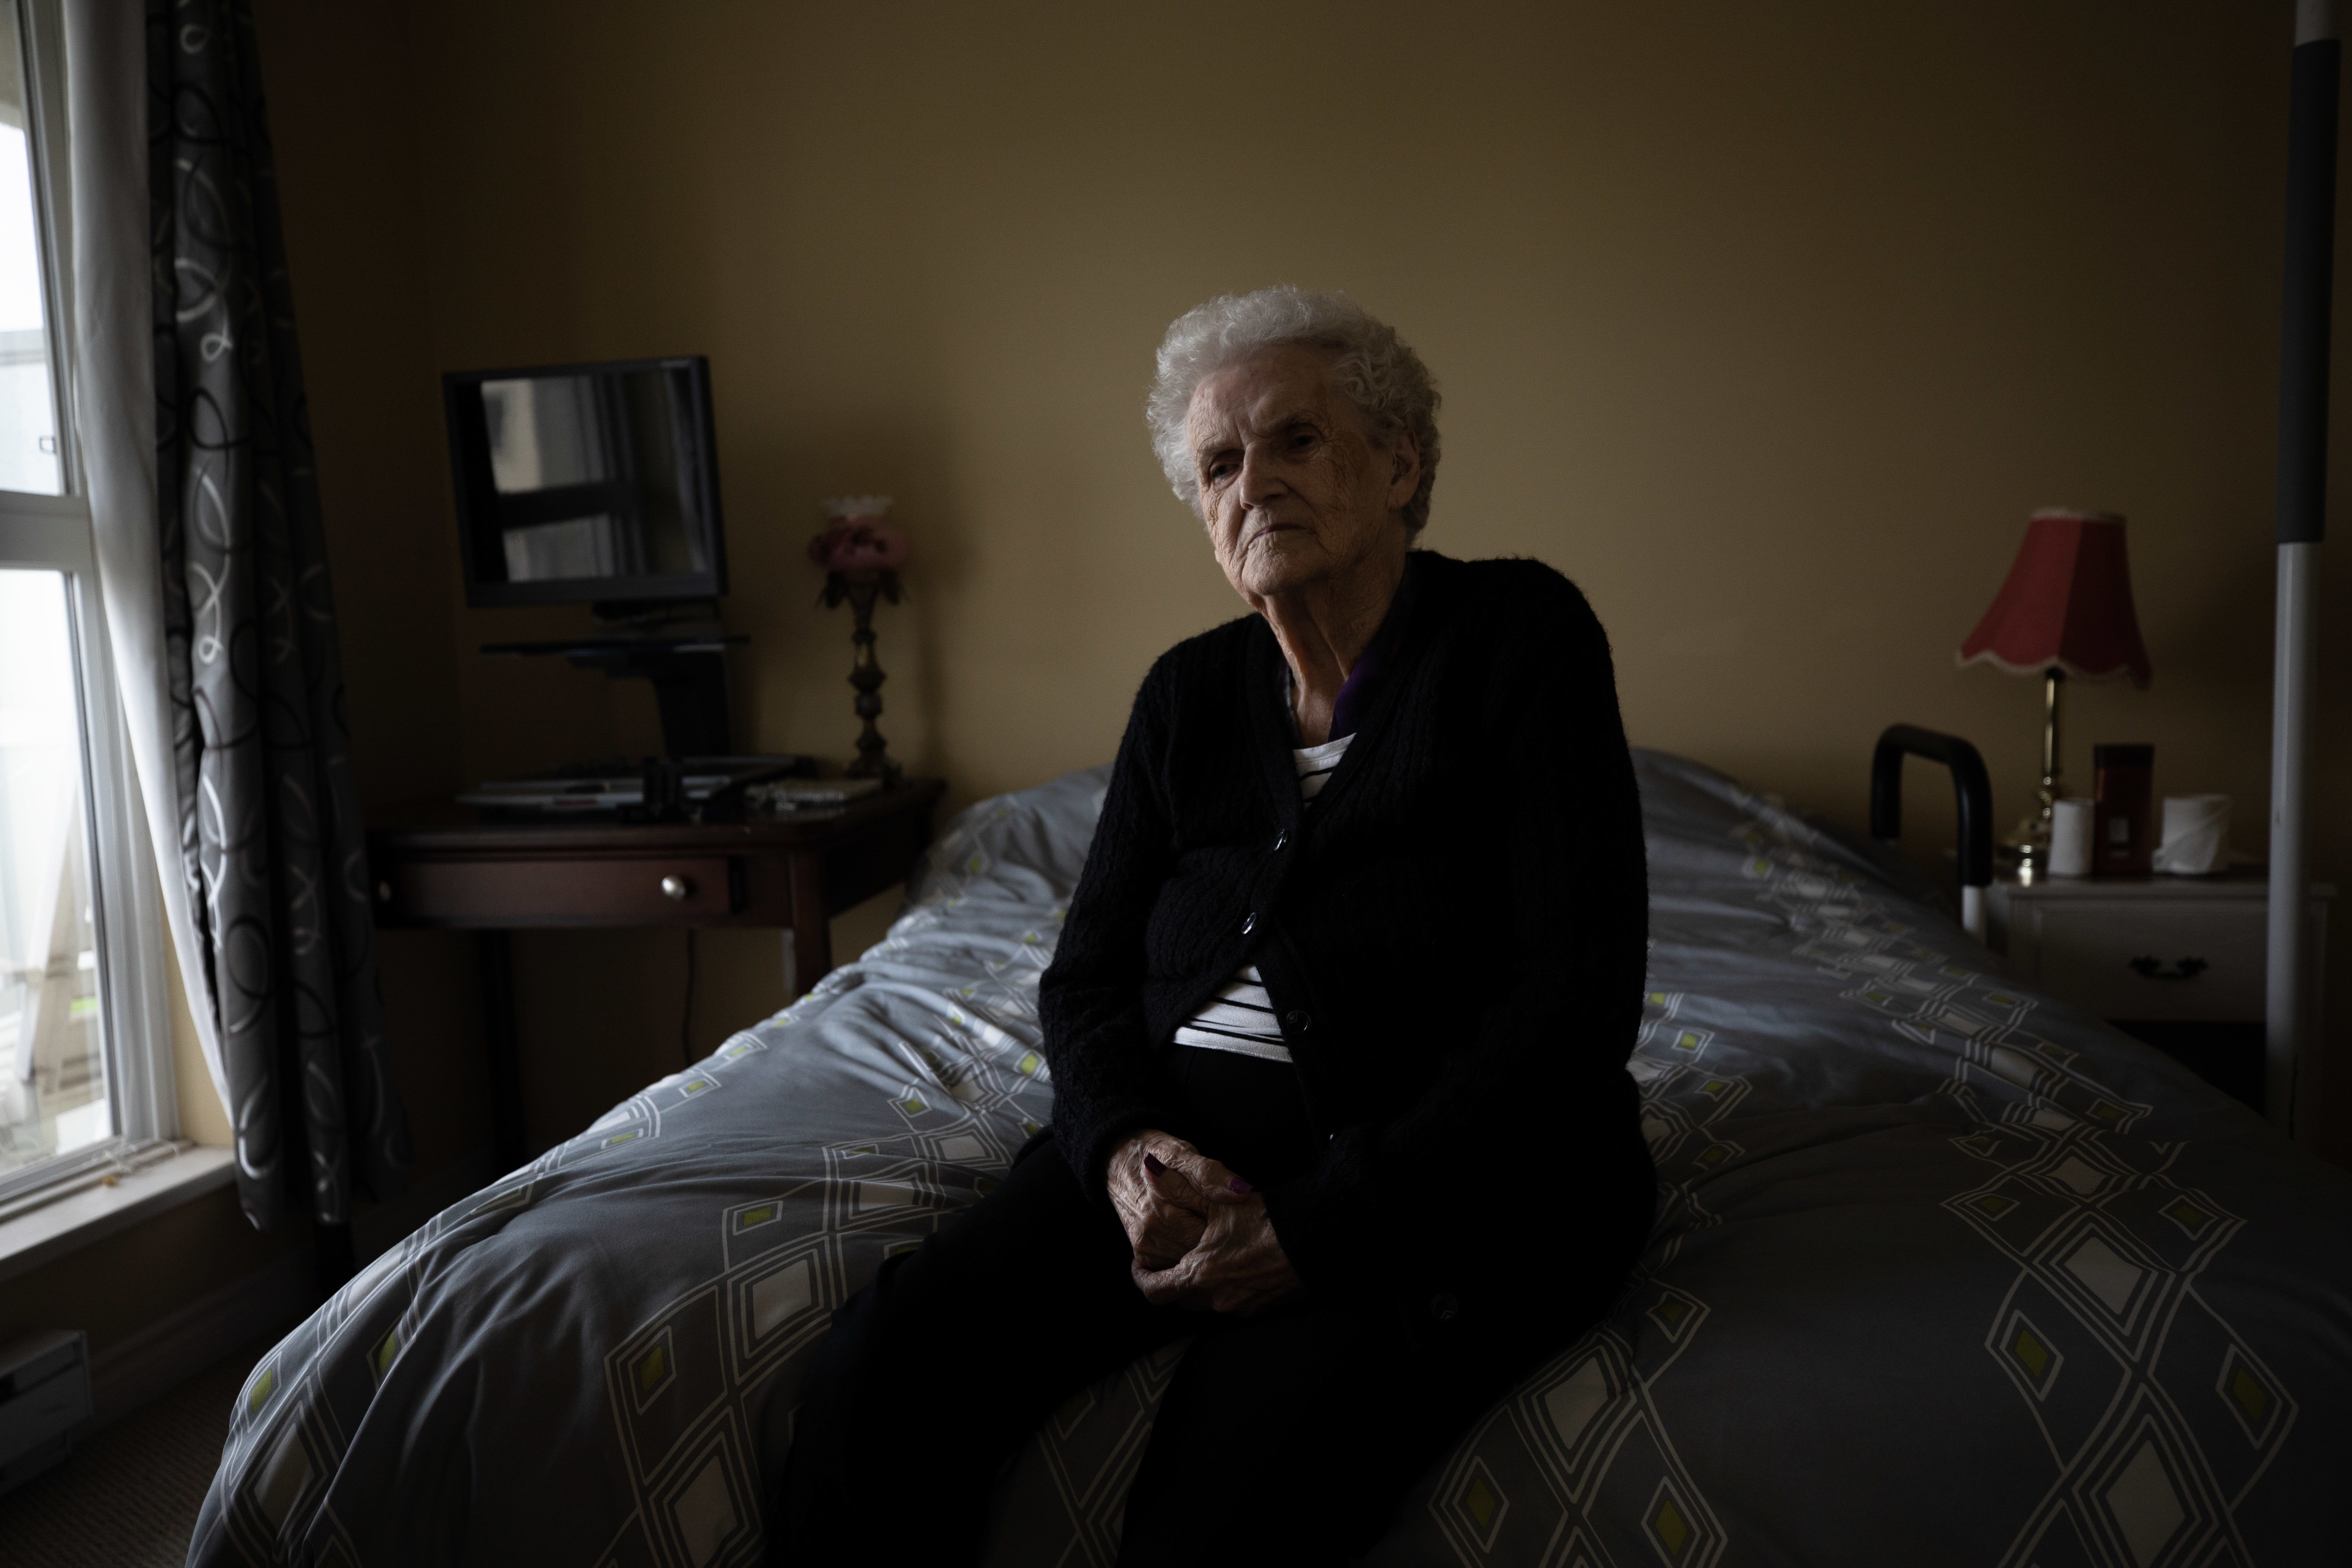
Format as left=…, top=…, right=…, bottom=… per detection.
left=1145, top=286, right=1443, bottom=537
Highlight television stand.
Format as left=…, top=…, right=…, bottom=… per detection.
left=587, top=596, right=722, bottom=629
left=481, top=629, right=748, bottom=756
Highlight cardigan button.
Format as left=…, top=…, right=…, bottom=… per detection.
left=1284, top=1009, right=1311, bottom=1032
left=1242, top=912, right=1256, bottom=936
left=1430, top=1293, right=1460, bottom=1323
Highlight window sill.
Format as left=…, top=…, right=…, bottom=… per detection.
left=0, top=1145, right=237, bottom=1286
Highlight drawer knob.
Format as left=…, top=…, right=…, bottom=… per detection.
left=660, top=875, right=692, bottom=902
left=2128, top=954, right=2209, bottom=981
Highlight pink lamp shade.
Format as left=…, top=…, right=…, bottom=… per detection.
left=1957, top=509, right=2153, bottom=688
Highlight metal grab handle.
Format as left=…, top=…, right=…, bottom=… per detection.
left=2128, top=955, right=2209, bottom=981
left=660, top=875, right=691, bottom=901
left=1869, top=724, right=1994, bottom=940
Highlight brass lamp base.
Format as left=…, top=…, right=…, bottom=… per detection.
left=2004, top=665, right=2066, bottom=883
left=2007, top=828, right=2049, bottom=883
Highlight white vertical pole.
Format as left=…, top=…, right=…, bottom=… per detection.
left=2269, top=544, right=2318, bottom=1134
left=2268, top=0, right=2338, bottom=1140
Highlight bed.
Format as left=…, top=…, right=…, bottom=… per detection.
left=187, top=750, right=2352, bottom=1567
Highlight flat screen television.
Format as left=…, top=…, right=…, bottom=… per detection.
left=444, top=356, right=726, bottom=609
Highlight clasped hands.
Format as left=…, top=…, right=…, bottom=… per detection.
left=1105, top=1129, right=1304, bottom=1315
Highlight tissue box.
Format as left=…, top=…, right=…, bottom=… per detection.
left=2152, top=794, right=2230, bottom=876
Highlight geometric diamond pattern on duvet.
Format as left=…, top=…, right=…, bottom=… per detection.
left=181, top=758, right=2351, bottom=1568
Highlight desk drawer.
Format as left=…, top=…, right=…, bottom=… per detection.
left=2031, top=900, right=2265, bottom=1022
left=380, top=856, right=738, bottom=927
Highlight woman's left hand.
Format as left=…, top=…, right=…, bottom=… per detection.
left=1131, top=1194, right=1304, bottom=1315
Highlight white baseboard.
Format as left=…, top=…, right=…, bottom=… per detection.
left=86, top=1247, right=311, bottom=1432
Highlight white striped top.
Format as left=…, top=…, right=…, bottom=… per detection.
left=1171, top=732, right=1353, bottom=1064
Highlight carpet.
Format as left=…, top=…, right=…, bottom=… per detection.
left=0, top=1343, right=260, bottom=1568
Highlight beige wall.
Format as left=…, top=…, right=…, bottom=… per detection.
left=0, top=1186, right=290, bottom=1358
left=230, top=1, right=2349, bottom=1169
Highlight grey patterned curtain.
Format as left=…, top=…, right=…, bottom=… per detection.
left=149, top=0, right=411, bottom=1231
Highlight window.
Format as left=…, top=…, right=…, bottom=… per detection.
left=0, top=0, right=175, bottom=1215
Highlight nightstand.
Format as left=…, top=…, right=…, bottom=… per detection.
left=1986, top=867, right=2333, bottom=1108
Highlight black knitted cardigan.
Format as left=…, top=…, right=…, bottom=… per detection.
left=1037, top=550, right=1654, bottom=1331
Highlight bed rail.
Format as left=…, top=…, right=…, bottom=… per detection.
left=1869, top=724, right=1994, bottom=940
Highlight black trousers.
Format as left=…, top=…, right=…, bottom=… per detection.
left=767, top=1054, right=1602, bottom=1566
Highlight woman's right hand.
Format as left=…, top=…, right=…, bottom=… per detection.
left=1105, top=1129, right=1253, bottom=1271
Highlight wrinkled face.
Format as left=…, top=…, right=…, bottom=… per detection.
left=1186, top=344, right=1417, bottom=604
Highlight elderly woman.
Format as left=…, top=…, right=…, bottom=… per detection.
left=771, top=288, right=1652, bottom=1565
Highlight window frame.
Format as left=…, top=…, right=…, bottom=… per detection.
left=0, top=0, right=179, bottom=1214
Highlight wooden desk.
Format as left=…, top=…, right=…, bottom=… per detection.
left=368, top=781, right=944, bottom=1164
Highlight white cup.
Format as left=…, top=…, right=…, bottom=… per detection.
left=2048, top=798, right=2094, bottom=877
left=2153, top=794, right=2230, bottom=876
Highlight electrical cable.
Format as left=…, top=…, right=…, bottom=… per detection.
left=682, top=928, right=698, bottom=1068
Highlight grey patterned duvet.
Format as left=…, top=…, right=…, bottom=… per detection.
left=188, top=752, right=2352, bottom=1568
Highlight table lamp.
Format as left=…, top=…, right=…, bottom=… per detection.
left=1956, top=509, right=2153, bottom=874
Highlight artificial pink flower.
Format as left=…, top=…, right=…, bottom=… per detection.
left=808, top=517, right=910, bottom=572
